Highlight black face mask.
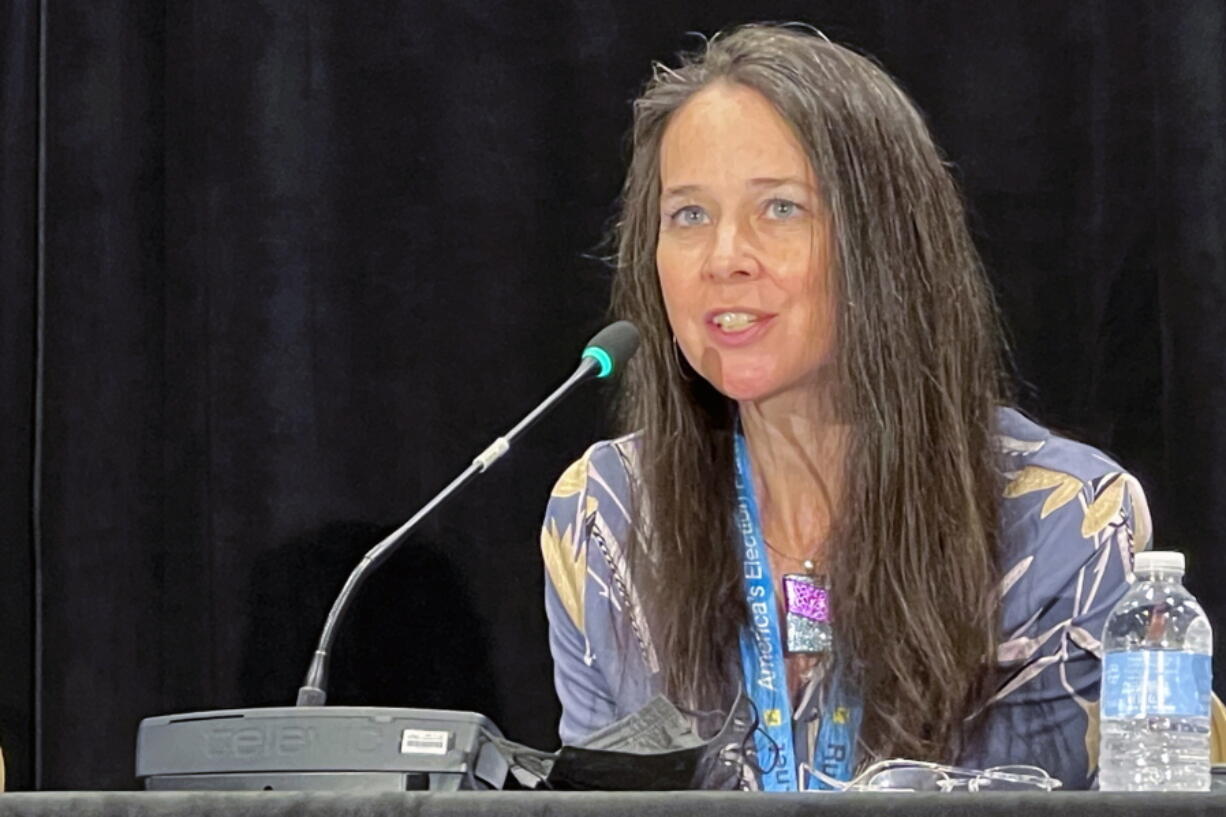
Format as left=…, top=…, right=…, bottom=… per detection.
left=486, top=691, right=758, bottom=791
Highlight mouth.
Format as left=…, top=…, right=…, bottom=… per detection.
left=702, top=308, right=776, bottom=347
left=704, top=308, right=775, bottom=334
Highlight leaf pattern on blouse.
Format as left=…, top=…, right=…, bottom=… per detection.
left=1003, top=465, right=1082, bottom=518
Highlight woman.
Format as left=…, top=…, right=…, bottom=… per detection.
left=540, top=24, right=1150, bottom=791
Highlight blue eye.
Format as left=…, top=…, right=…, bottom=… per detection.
left=670, top=205, right=710, bottom=227
left=766, top=199, right=801, bottom=219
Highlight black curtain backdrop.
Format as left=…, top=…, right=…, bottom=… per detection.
left=1, top=0, right=1223, bottom=792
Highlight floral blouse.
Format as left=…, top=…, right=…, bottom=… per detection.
left=540, top=407, right=1151, bottom=790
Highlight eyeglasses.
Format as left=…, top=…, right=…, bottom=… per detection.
left=800, top=759, right=1062, bottom=792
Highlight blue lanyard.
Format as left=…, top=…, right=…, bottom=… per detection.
left=734, top=432, right=798, bottom=791
left=810, top=679, right=862, bottom=789
left=733, top=432, right=861, bottom=791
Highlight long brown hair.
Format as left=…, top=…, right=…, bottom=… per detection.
left=610, top=24, right=1010, bottom=763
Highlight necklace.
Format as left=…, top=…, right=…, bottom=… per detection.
left=781, top=570, right=832, bottom=655
left=762, top=537, right=819, bottom=575
left=762, top=538, right=831, bottom=655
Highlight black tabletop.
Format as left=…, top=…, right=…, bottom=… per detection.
left=1, top=791, right=1225, bottom=817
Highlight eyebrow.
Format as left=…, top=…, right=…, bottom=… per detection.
left=661, top=177, right=814, bottom=198
left=749, top=176, right=812, bottom=190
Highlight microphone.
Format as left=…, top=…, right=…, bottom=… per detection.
left=295, top=320, right=640, bottom=706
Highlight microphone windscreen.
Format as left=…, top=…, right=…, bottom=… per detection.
left=582, top=321, right=641, bottom=378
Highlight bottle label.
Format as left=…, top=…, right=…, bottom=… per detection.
left=1101, top=651, right=1212, bottom=719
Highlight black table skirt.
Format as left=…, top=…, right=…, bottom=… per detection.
left=1, top=792, right=1224, bottom=817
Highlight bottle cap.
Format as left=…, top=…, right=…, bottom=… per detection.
left=1134, top=550, right=1185, bottom=574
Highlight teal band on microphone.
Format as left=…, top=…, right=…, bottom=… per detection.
left=582, top=346, right=614, bottom=378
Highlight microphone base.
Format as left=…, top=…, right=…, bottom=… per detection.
left=136, top=705, right=507, bottom=791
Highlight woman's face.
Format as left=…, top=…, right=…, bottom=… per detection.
left=656, top=82, right=835, bottom=404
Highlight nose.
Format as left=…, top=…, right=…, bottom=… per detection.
left=702, top=216, right=761, bottom=282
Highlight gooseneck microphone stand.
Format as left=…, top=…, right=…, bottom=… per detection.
left=298, top=342, right=612, bottom=705
left=134, top=320, right=640, bottom=793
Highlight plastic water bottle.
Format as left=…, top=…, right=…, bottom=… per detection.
left=1099, top=551, right=1213, bottom=791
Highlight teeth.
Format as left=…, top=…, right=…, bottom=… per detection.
left=713, top=312, right=758, bottom=331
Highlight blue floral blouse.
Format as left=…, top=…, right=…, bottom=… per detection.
left=540, top=407, right=1151, bottom=790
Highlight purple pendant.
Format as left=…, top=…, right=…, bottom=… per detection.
left=783, top=573, right=832, bottom=655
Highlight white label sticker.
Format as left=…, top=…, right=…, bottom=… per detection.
left=399, top=728, right=450, bottom=755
